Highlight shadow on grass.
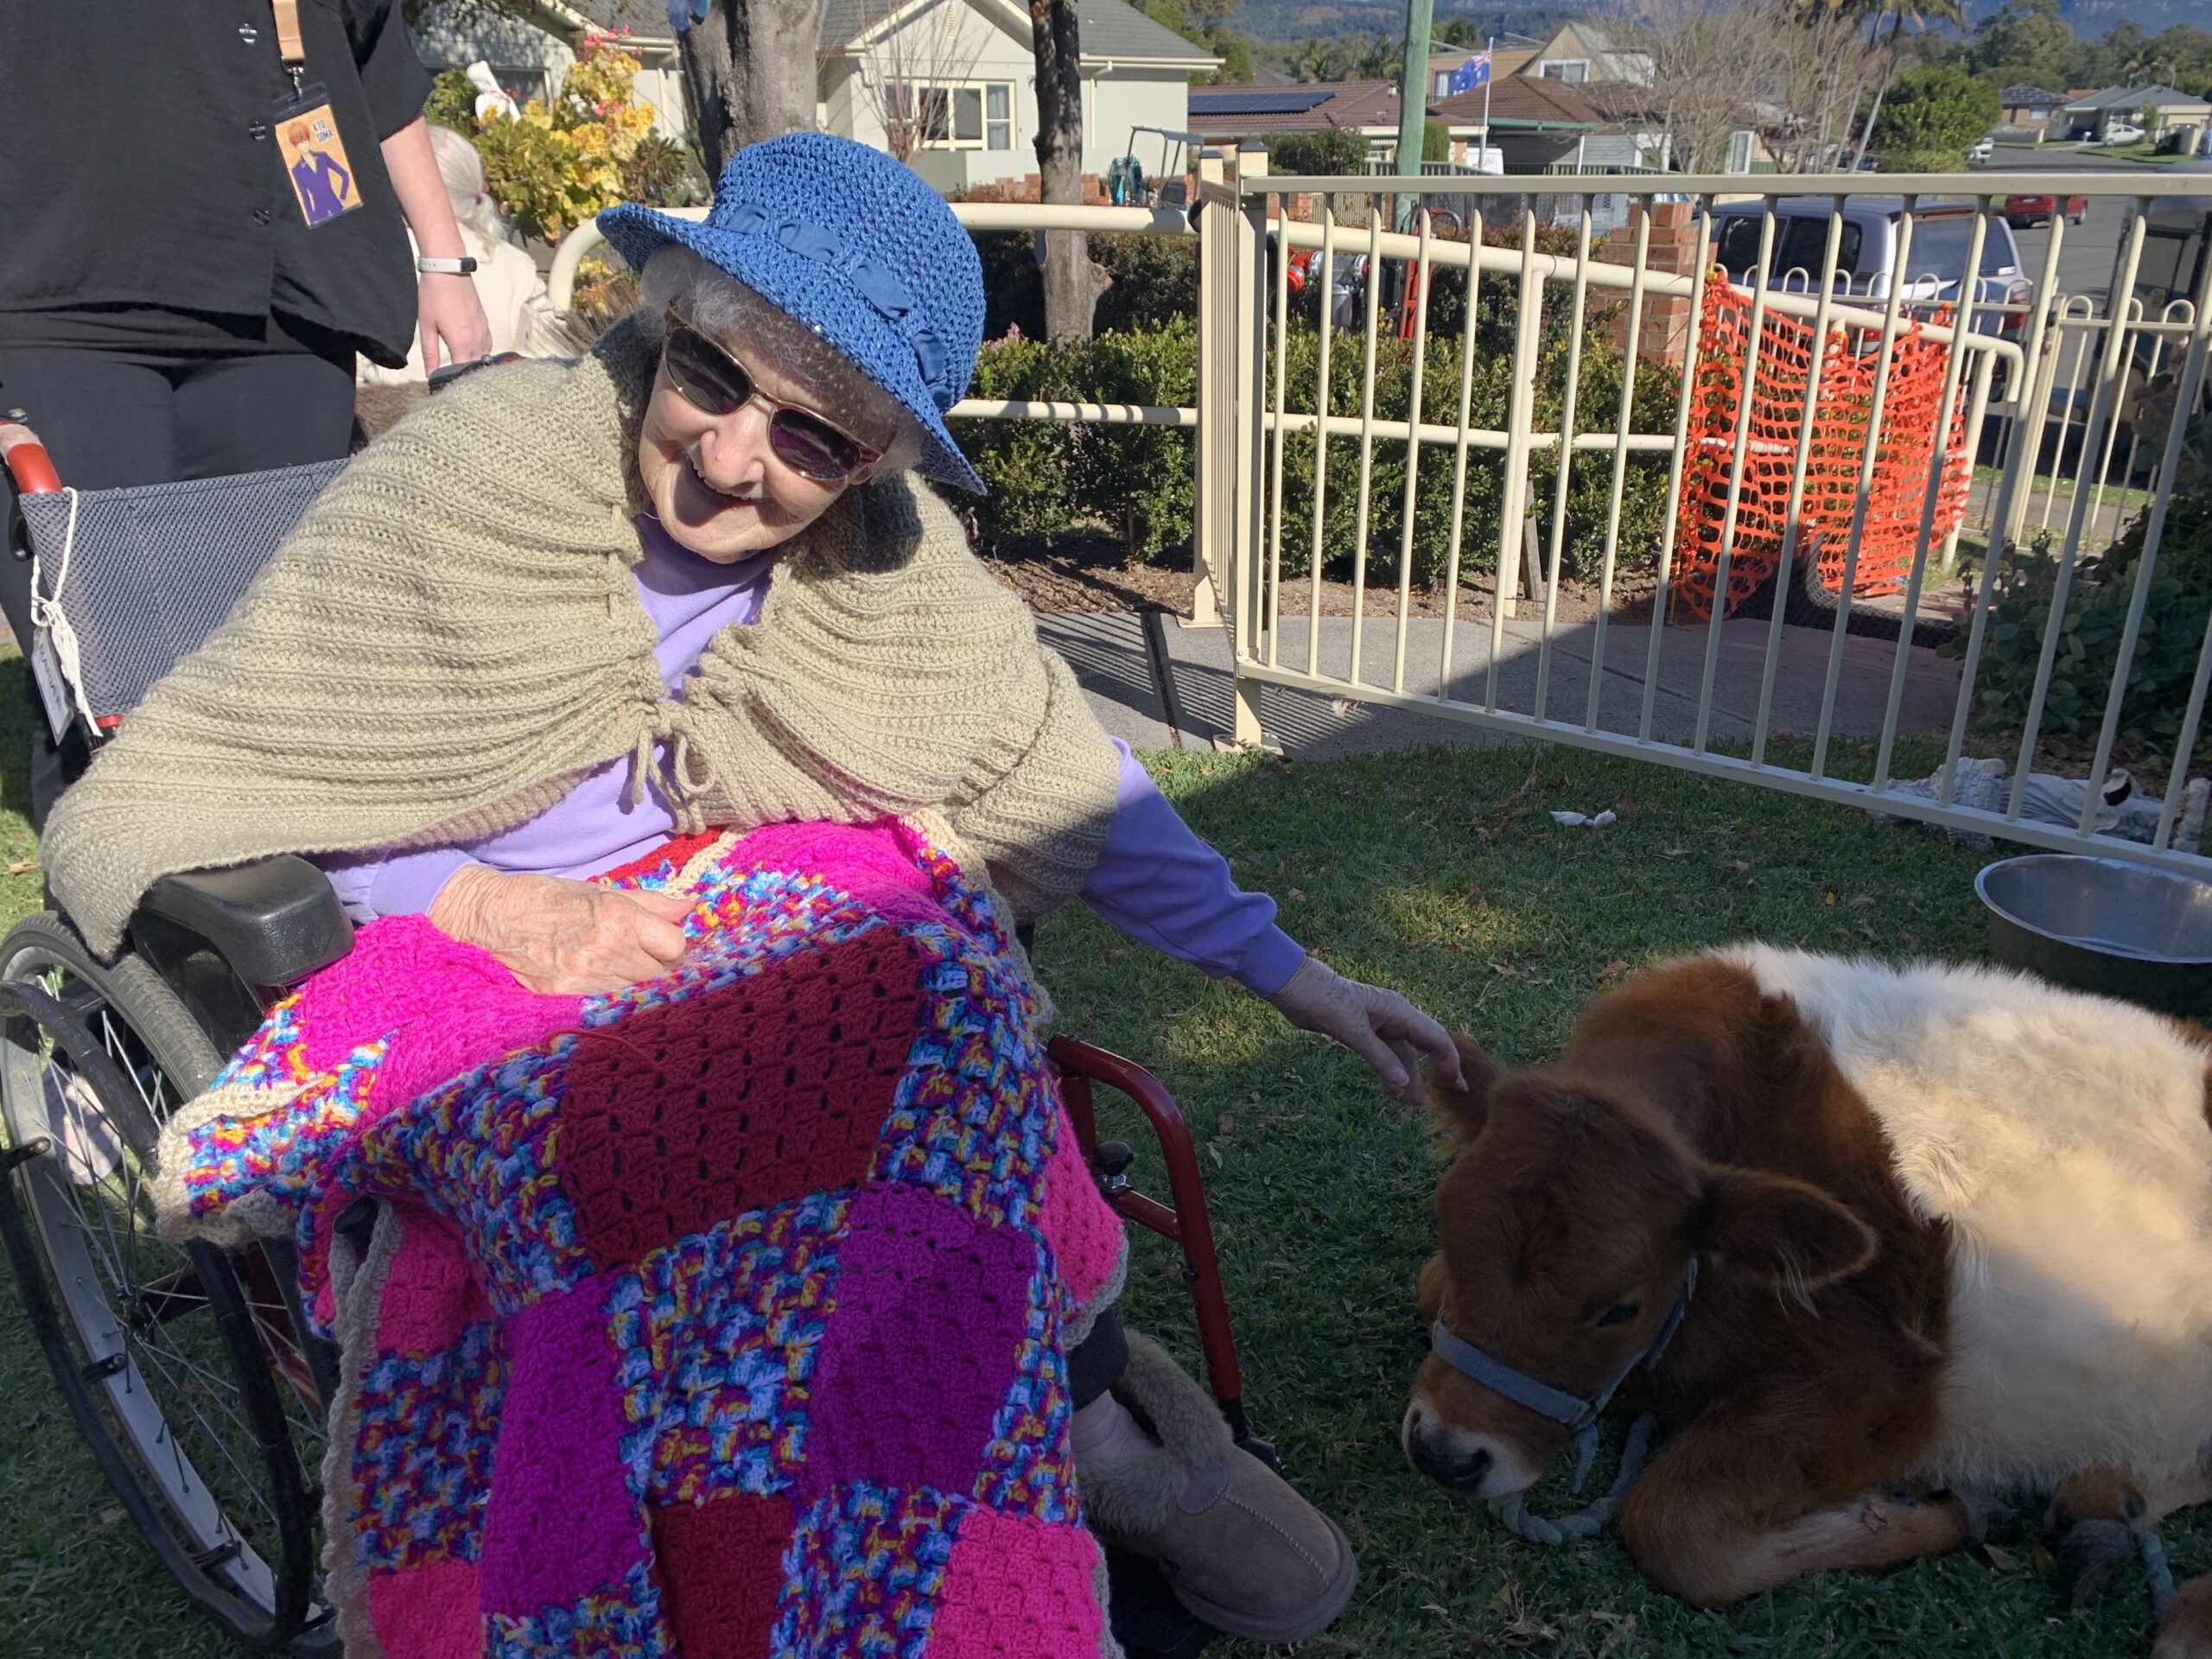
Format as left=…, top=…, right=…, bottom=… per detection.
left=1039, top=738, right=2196, bottom=1659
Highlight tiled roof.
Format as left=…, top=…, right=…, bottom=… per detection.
left=821, top=0, right=1212, bottom=63
left=2065, top=82, right=2208, bottom=111
left=1074, top=0, right=1214, bottom=60
left=1432, top=74, right=1603, bottom=129
left=1999, top=85, right=2068, bottom=106
left=564, top=0, right=672, bottom=40
left=1186, top=79, right=1402, bottom=135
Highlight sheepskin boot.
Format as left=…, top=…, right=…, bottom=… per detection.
left=1076, top=1332, right=1358, bottom=1644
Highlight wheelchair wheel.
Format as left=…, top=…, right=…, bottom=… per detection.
left=0, top=912, right=337, bottom=1654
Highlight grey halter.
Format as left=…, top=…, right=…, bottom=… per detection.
left=1428, top=1257, right=1699, bottom=1494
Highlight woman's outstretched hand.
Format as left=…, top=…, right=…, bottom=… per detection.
left=1265, top=957, right=1465, bottom=1106
left=428, top=865, right=693, bottom=995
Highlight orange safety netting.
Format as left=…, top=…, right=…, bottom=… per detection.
left=1672, top=278, right=1974, bottom=620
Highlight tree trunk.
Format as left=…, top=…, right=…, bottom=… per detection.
left=1029, top=0, right=1109, bottom=339
left=679, top=0, right=824, bottom=179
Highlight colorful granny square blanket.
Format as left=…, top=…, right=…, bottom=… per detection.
left=156, top=821, right=1130, bottom=1659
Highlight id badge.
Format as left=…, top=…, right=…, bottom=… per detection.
left=274, top=82, right=362, bottom=227
left=29, top=629, right=73, bottom=742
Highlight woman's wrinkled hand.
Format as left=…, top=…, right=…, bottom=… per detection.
left=1265, top=956, right=1465, bottom=1106
left=428, top=864, right=693, bottom=995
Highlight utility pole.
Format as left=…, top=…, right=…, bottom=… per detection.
left=1391, top=0, right=1434, bottom=231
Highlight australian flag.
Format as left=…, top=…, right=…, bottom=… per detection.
left=1447, top=48, right=1492, bottom=95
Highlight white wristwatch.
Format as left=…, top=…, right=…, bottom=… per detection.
left=416, top=256, right=479, bottom=276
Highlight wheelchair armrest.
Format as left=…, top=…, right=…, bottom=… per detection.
left=138, top=855, right=354, bottom=988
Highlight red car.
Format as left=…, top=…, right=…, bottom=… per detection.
left=2005, top=191, right=2088, bottom=228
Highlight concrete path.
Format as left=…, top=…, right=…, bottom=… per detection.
left=1036, top=610, right=1961, bottom=760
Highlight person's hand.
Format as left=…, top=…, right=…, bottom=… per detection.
left=1265, top=956, right=1465, bottom=1106
left=428, top=864, right=692, bottom=995
left=417, top=272, right=493, bottom=376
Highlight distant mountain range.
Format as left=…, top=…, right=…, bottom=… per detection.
left=1229, top=0, right=2206, bottom=46
left=1973, top=0, right=2209, bottom=39
left=1225, top=2, right=1590, bottom=45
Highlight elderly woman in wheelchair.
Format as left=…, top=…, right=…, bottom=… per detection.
left=22, top=134, right=1459, bottom=1657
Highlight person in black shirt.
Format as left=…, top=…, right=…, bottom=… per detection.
left=0, top=0, right=493, bottom=823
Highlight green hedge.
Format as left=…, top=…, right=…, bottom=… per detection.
left=1268, top=325, right=1675, bottom=588
left=970, top=232, right=1199, bottom=341
left=953, top=315, right=1676, bottom=587
left=1945, top=467, right=2212, bottom=765
left=958, top=319, right=1198, bottom=562
left=1258, top=129, right=1370, bottom=177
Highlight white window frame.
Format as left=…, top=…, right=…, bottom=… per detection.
left=916, top=78, right=1017, bottom=153
left=1538, top=58, right=1590, bottom=82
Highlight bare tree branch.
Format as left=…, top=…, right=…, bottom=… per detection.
left=850, top=0, right=988, bottom=165
left=1594, top=0, right=1891, bottom=175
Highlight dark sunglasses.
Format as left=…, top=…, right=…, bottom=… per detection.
left=658, top=309, right=880, bottom=483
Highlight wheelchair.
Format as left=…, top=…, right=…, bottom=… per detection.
left=0, top=392, right=1258, bottom=1659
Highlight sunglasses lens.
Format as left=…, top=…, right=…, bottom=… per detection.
left=664, top=325, right=749, bottom=416
left=768, top=412, right=866, bottom=481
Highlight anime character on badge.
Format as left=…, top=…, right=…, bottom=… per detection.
left=280, top=111, right=358, bottom=226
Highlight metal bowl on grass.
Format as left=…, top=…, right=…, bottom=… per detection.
left=1975, top=854, right=2212, bottom=1018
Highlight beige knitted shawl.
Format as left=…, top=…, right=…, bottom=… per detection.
left=42, top=319, right=1122, bottom=955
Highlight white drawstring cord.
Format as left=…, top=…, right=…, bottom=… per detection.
left=30, top=488, right=100, bottom=733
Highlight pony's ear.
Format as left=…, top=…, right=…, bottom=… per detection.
left=1429, top=1033, right=1503, bottom=1141
left=1694, top=1166, right=1878, bottom=1294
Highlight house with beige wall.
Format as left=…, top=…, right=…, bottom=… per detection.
left=817, top=0, right=1214, bottom=194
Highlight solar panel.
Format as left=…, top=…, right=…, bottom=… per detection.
left=1188, top=90, right=1333, bottom=117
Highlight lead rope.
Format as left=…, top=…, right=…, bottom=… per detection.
left=1485, top=1412, right=1658, bottom=1546
left=1490, top=1431, right=2184, bottom=1605
left=2143, top=1528, right=2177, bottom=1620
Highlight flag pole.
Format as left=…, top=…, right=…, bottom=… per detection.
left=1480, top=35, right=1493, bottom=168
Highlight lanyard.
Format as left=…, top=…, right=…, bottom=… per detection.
left=270, top=0, right=308, bottom=90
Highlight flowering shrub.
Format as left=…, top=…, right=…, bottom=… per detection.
left=456, top=34, right=659, bottom=240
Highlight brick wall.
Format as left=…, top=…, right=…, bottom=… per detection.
left=1599, top=201, right=1707, bottom=367
left=957, top=172, right=1116, bottom=207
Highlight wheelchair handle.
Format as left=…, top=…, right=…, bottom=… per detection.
left=0, top=416, right=60, bottom=494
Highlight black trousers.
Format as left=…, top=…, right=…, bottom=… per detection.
left=0, top=346, right=355, bottom=827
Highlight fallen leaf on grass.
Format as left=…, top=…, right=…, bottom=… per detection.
left=1596, top=958, right=1630, bottom=984
left=1823, top=891, right=1839, bottom=906
left=1100, top=948, right=1128, bottom=960
left=1491, top=962, right=1519, bottom=978
left=1216, top=1113, right=1235, bottom=1135
left=6, top=860, right=32, bottom=875
left=1268, top=1255, right=1295, bottom=1271
left=1286, top=888, right=1306, bottom=903
left=1848, top=893, right=1877, bottom=908
left=1985, top=1543, right=2023, bottom=1572
left=1721, top=859, right=1751, bottom=874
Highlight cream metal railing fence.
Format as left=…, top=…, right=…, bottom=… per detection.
left=547, top=157, right=2212, bottom=867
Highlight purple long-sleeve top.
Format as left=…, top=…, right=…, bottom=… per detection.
left=315, top=517, right=1306, bottom=995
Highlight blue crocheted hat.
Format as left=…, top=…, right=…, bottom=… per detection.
left=598, top=133, right=986, bottom=493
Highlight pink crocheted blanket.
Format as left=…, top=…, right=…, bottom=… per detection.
left=156, top=822, right=1130, bottom=1659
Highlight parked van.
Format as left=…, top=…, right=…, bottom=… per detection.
left=1707, top=196, right=2028, bottom=315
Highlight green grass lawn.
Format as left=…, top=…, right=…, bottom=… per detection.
left=2, top=724, right=2202, bottom=1657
